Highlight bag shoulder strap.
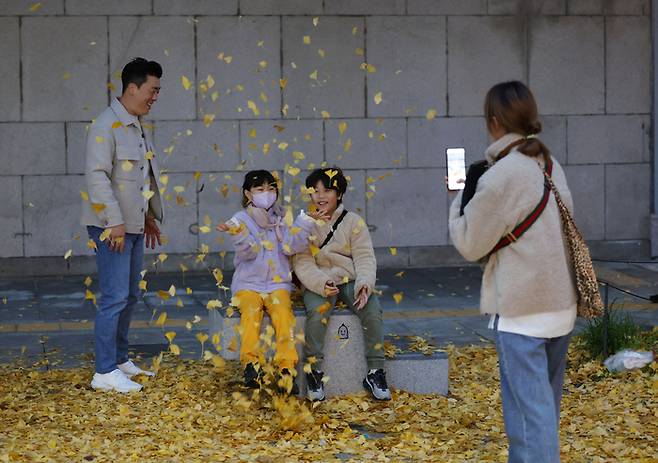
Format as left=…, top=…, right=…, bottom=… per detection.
left=488, top=157, right=553, bottom=255
left=319, top=209, right=348, bottom=249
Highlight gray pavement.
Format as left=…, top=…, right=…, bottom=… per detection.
left=0, top=262, right=656, bottom=370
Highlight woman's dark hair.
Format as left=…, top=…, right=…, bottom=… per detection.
left=305, top=167, right=348, bottom=204
left=121, top=57, right=163, bottom=94
left=484, top=81, right=550, bottom=164
left=241, top=170, right=279, bottom=207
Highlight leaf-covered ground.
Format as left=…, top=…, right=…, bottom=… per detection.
left=0, top=345, right=656, bottom=462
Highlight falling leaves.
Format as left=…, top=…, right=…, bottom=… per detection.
left=374, top=92, right=383, bottom=105
left=393, top=292, right=403, bottom=304
left=426, top=109, right=438, bottom=120
left=181, top=75, right=192, bottom=90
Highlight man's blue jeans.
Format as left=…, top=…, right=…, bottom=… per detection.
left=88, top=226, right=144, bottom=374
left=494, top=317, right=572, bottom=463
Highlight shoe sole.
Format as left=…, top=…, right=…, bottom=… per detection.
left=91, top=383, right=142, bottom=393
left=306, top=393, right=326, bottom=402
left=363, top=378, right=391, bottom=401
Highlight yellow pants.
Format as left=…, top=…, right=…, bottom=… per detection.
left=235, top=289, right=298, bottom=370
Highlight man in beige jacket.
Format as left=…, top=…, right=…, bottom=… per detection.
left=81, top=58, right=164, bottom=393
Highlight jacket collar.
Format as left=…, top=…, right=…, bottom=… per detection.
left=485, top=133, right=524, bottom=164
left=111, top=97, right=140, bottom=128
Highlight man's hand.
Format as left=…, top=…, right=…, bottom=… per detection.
left=353, top=285, right=371, bottom=310
left=324, top=280, right=339, bottom=297
left=144, top=216, right=161, bottom=249
left=108, top=224, right=126, bottom=253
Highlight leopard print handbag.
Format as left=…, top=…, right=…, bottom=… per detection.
left=544, top=171, right=604, bottom=319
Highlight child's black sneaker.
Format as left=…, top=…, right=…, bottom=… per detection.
left=363, top=368, right=391, bottom=401
left=305, top=369, right=326, bottom=402
left=278, top=368, right=299, bottom=396
left=243, top=362, right=261, bottom=389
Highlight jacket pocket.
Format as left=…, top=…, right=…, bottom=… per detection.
left=114, top=146, right=141, bottom=181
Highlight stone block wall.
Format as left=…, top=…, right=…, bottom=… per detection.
left=0, top=0, right=653, bottom=271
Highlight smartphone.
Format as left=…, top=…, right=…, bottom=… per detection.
left=446, top=147, right=466, bottom=191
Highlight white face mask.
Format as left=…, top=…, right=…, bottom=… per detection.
left=251, top=191, right=277, bottom=209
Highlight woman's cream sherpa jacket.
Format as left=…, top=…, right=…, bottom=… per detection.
left=449, top=133, right=578, bottom=318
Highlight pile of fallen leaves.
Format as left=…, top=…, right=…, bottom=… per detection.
left=0, top=345, right=656, bottom=462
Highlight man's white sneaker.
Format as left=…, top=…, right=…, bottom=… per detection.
left=91, top=369, right=143, bottom=393
left=118, top=359, right=156, bottom=378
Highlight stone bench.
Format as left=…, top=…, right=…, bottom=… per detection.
left=209, top=307, right=449, bottom=397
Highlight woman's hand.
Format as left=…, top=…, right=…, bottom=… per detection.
left=353, top=285, right=371, bottom=310
left=324, top=280, right=339, bottom=297
left=216, top=223, right=230, bottom=232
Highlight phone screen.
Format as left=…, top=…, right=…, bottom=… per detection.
left=446, top=148, right=466, bottom=191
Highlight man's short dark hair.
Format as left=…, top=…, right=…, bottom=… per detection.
left=305, top=167, right=348, bottom=204
left=121, top=58, right=163, bottom=94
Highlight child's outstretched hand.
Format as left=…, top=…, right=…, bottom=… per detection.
left=354, top=285, right=370, bottom=310
left=216, top=218, right=242, bottom=234
left=309, top=209, right=332, bottom=222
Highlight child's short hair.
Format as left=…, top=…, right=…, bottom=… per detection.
left=305, top=167, right=348, bottom=204
left=241, top=170, right=279, bottom=207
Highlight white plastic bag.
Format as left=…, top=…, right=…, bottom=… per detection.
left=603, top=349, right=654, bottom=372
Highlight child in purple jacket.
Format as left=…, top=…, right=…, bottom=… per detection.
left=217, top=170, right=322, bottom=395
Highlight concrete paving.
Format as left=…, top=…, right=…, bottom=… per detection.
left=0, top=262, right=656, bottom=371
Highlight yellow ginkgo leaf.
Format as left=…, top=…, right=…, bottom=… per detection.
left=325, top=169, right=338, bottom=179
left=83, top=276, right=92, bottom=287
left=169, top=343, right=180, bottom=355
left=309, top=244, right=320, bottom=257
left=99, top=229, right=112, bottom=242
left=176, top=298, right=184, bottom=308
left=292, top=151, right=305, bottom=161
left=158, top=253, right=168, bottom=263
left=321, top=110, right=330, bottom=119
left=338, top=122, right=347, bottom=135
left=111, top=121, right=123, bottom=129
left=167, top=285, right=176, bottom=297
left=389, top=247, right=397, bottom=256
left=95, top=136, right=105, bottom=144
left=86, top=239, right=97, bottom=250
left=121, top=160, right=133, bottom=172
left=142, top=190, right=155, bottom=200
left=80, top=191, right=89, bottom=201
left=199, top=225, right=211, bottom=234
left=181, top=75, right=192, bottom=90
left=261, top=240, right=274, bottom=251
left=374, top=92, right=383, bottom=105
left=393, top=292, right=403, bottom=304
left=247, top=100, right=260, bottom=116
left=426, top=109, right=438, bottom=120
left=303, top=35, right=311, bottom=44
left=64, top=250, right=72, bottom=260
left=207, top=299, right=222, bottom=309
left=212, top=268, right=223, bottom=285
left=91, top=203, right=106, bottom=215
left=85, top=289, right=97, bottom=306
left=287, top=166, right=300, bottom=177
left=279, top=78, right=287, bottom=89
left=196, top=333, right=209, bottom=344
left=139, top=279, right=147, bottom=291
left=309, top=70, right=318, bottom=80
left=165, top=331, right=176, bottom=343
left=155, top=312, right=167, bottom=326
left=203, top=113, right=215, bottom=127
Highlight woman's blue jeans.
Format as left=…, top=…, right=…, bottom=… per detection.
left=494, top=317, right=572, bottom=463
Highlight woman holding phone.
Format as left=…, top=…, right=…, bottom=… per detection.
left=448, top=81, right=577, bottom=463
